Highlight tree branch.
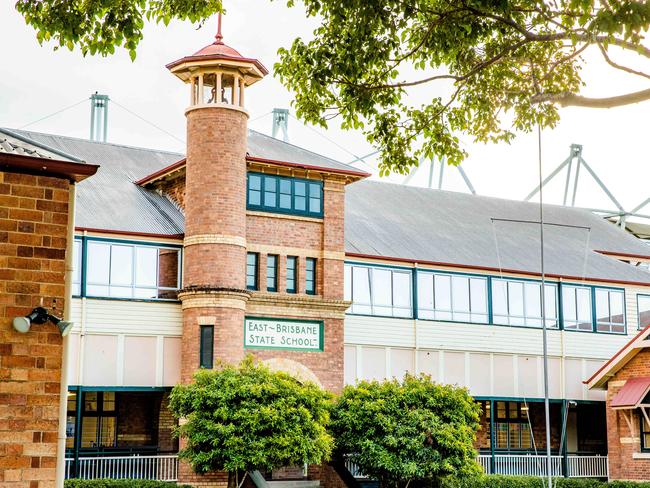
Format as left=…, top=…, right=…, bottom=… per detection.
left=533, top=87, right=650, bottom=107
left=597, top=42, right=650, bottom=80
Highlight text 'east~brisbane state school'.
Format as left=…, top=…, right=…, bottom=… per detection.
left=244, top=317, right=323, bottom=351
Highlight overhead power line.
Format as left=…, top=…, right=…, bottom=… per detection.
left=19, top=98, right=89, bottom=130
left=110, top=98, right=186, bottom=146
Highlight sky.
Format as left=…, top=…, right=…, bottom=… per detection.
left=0, top=1, right=649, bottom=218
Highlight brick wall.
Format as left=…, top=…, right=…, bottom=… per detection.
left=606, top=350, right=650, bottom=480
left=0, top=171, right=70, bottom=488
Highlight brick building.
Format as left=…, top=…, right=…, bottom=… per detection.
left=586, top=326, right=650, bottom=480
left=0, top=137, right=97, bottom=487
left=3, top=20, right=650, bottom=486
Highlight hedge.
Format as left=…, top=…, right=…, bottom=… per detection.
left=442, top=476, right=650, bottom=488
left=64, top=480, right=191, bottom=488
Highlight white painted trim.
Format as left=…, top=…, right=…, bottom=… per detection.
left=155, top=336, right=164, bottom=387
left=116, top=335, right=125, bottom=386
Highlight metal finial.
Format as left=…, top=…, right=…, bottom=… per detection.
left=215, top=13, right=223, bottom=44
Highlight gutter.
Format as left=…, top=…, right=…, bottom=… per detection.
left=55, top=183, right=76, bottom=488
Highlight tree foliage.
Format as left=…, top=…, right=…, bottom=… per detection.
left=276, top=0, right=650, bottom=174
left=15, top=0, right=650, bottom=173
left=15, top=0, right=223, bottom=60
left=331, top=374, right=481, bottom=488
left=168, top=357, right=333, bottom=485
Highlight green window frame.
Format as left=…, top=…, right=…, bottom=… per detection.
left=561, top=285, right=594, bottom=331
left=641, top=409, right=650, bottom=452
left=200, top=325, right=214, bottom=369
left=79, top=391, right=117, bottom=449
left=492, top=278, right=558, bottom=328
left=246, top=253, right=259, bottom=291
left=638, top=294, right=650, bottom=330
left=286, top=256, right=298, bottom=293
left=75, top=237, right=182, bottom=301
left=306, top=258, right=317, bottom=295
left=595, top=287, right=626, bottom=334
left=417, top=270, right=486, bottom=323
left=494, top=401, right=533, bottom=451
left=267, top=254, right=278, bottom=292
left=247, top=172, right=323, bottom=218
left=345, top=263, right=413, bottom=318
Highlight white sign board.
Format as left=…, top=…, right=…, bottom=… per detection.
left=244, top=317, right=323, bottom=352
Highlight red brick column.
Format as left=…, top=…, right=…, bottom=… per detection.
left=180, top=106, right=250, bottom=380
left=0, top=172, right=70, bottom=487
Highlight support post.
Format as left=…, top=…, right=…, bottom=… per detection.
left=561, top=400, right=569, bottom=477
left=489, top=399, right=496, bottom=475
left=73, top=387, right=83, bottom=478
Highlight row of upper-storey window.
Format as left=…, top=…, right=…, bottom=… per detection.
left=72, top=238, right=181, bottom=300
left=344, top=263, right=638, bottom=334
left=247, top=172, right=323, bottom=218
left=246, top=252, right=316, bottom=295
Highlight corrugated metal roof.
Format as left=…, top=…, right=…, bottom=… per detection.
left=345, top=180, right=650, bottom=284
left=0, top=128, right=80, bottom=161
left=5, top=128, right=650, bottom=284
left=3, top=129, right=185, bottom=236
left=246, top=130, right=361, bottom=173
left=611, top=377, right=650, bottom=408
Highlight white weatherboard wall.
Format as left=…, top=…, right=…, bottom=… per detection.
left=66, top=298, right=182, bottom=387
left=344, top=283, right=650, bottom=401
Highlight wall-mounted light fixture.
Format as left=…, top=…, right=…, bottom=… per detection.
left=12, top=307, right=73, bottom=337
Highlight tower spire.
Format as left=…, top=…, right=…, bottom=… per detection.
left=215, top=12, right=223, bottom=45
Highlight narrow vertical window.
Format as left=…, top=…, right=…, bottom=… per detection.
left=267, top=254, right=278, bottom=292
left=286, top=256, right=298, bottom=293
left=200, top=325, right=214, bottom=369
left=595, top=288, right=625, bottom=334
left=72, top=239, right=82, bottom=296
left=638, top=295, right=650, bottom=330
left=306, top=258, right=316, bottom=295
left=246, top=253, right=258, bottom=290
left=248, top=174, right=262, bottom=206
left=562, top=285, right=593, bottom=331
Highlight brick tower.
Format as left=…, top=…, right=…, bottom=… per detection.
left=166, top=17, right=267, bottom=383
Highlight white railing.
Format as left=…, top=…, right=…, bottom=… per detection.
left=494, top=454, right=563, bottom=477
left=344, top=456, right=368, bottom=479
left=567, top=455, right=608, bottom=478
left=477, top=455, right=491, bottom=474
left=65, top=455, right=178, bottom=481
left=477, top=454, right=608, bottom=478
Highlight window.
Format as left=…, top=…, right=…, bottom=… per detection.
left=286, top=256, right=298, bottom=293
left=200, top=325, right=214, bottom=369
left=246, top=253, right=259, bottom=290
left=66, top=391, right=78, bottom=449
left=306, top=258, right=317, bottom=295
left=84, top=240, right=180, bottom=300
left=494, top=401, right=532, bottom=451
left=417, top=272, right=487, bottom=323
left=267, top=254, right=278, bottom=292
left=72, top=239, right=82, bottom=296
left=562, top=285, right=593, bottom=331
left=492, top=279, right=558, bottom=328
left=79, top=391, right=116, bottom=449
left=638, top=295, right=650, bottom=330
left=642, top=407, right=650, bottom=452
left=247, top=172, right=323, bottom=218
left=595, top=288, right=625, bottom=334
left=345, top=264, right=412, bottom=317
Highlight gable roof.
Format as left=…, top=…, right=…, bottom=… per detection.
left=586, top=326, right=650, bottom=390
left=0, top=128, right=98, bottom=182
left=345, top=180, right=650, bottom=285
left=4, top=128, right=650, bottom=286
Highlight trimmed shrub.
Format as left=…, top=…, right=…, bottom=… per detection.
left=64, top=480, right=191, bottom=488
left=442, top=475, right=650, bottom=488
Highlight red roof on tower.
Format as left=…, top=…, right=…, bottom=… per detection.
left=165, top=13, right=268, bottom=76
